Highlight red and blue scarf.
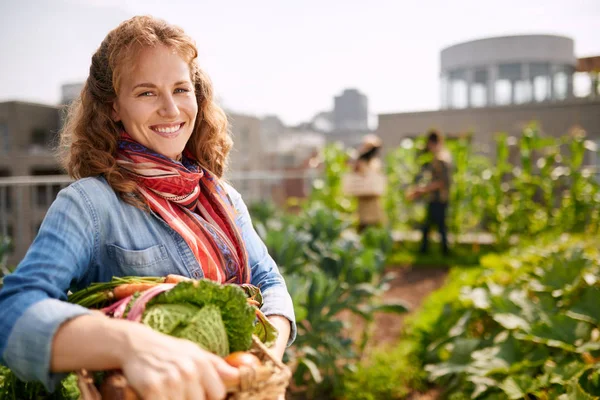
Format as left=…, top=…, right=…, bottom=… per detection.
left=116, top=133, right=250, bottom=284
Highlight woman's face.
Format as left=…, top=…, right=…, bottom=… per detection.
left=112, top=45, right=198, bottom=160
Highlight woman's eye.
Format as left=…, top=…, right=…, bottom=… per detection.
left=175, top=88, right=190, bottom=93
left=138, top=91, right=154, bottom=97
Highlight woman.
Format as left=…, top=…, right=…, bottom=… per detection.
left=0, top=16, right=295, bottom=400
left=352, top=134, right=386, bottom=232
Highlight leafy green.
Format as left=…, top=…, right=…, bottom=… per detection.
left=142, top=303, right=200, bottom=335
left=147, top=280, right=255, bottom=352
left=412, top=237, right=600, bottom=399
left=0, top=366, right=79, bottom=400
left=173, top=305, right=229, bottom=357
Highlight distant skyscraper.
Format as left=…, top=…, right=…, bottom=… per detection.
left=333, top=88, right=368, bottom=132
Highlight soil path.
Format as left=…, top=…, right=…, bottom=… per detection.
left=373, top=266, right=449, bottom=344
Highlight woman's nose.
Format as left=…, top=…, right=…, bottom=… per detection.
left=158, top=94, right=180, bottom=118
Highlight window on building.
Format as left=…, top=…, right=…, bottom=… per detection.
left=495, top=80, right=512, bottom=105
left=31, top=128, right=47, bottom=146
left=0, top=124, right=9, bottom=153
left=0, top=169, right=11, bottom=212
left=449, top=69, right=467, bottom=109
left=514, top=80, right=532, bottom=104
left=470, top=69, right=487, bottom=107
left=531, top=63, right=551, bottom=102
left=1, top=223, right=13, bottom=241
left=533, top=76, right=551, bottom=102
left=495, top=64, right=522, bottom=105
left=553, top=66, right=571, bottom=100
left=31, top=168, right=64, bottom=207
left=574, top=72, right=592, bottom=98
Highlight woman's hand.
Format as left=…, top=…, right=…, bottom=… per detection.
left=406, top=187, right=423, bottom=201
left=120, top=322, right=240, bottom=400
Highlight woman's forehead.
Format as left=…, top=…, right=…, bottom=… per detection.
left=116, top=45, right=193, bottom=88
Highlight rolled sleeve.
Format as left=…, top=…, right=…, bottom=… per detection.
left=224, top=183, right=297, bottom=345
left=260, top=287, right=297, bottom=345
left=4, top=299, right=91, bottom=391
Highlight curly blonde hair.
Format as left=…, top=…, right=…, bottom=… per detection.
left=59, top=15, right=231, bottom=209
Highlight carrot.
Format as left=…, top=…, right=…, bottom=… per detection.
left=113, top=283, right=159, bottom=299
left=164, top=274, right=193, bottom=284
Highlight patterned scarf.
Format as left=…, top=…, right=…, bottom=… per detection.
left=116, top=133, right=250, bottom=284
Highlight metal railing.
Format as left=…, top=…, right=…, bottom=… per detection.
left=0, top=170, right=319, bottom=267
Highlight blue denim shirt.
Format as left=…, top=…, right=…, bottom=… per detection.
left=0, top=177, right=296, bottom=391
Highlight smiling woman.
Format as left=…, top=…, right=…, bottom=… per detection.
left=112, top=45, right=198, bottom=160
left=0, top=15, right=295, bottom=400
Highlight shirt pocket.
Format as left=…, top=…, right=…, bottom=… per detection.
left=106, top=243, right=170, bottom=275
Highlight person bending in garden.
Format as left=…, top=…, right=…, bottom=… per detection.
left=408, top=130, right=452, bottom=256
left=0, top=16, right=295, bottom=400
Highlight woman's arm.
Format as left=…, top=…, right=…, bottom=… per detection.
left=0, top=185, right=97, bottom=388
left=267, top=315, right=292, bottom=360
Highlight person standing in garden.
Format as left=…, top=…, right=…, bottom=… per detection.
left=345, top=134, right=387, bottom=232
left=408, top=130, right=452, bottom=255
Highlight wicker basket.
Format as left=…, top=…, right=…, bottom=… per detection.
left=77, top=335, right=291, bottom=400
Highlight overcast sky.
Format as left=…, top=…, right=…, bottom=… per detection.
left=1, top=0, right=598, bottom=125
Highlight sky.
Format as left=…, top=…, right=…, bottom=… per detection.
left=0, top=0, right=599, bottom=126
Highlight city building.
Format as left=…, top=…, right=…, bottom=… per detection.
left=302, top=89, right=372, bottom=148
left=377, top=35, right=600, bottom=160
left=333, top=88, right=369, bottom=132
left=225, top=112, right=268, bottom=203
left=61, top=83, right=84, bottom=105
left=0, top=101, right=65, bottom=263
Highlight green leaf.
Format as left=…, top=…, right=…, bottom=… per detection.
left=493, top=313, right=530, bottom=331
left=448, top=310, right=473, bottom=337
left=143, top=303, right=199, bottom=334
left=470, top=335, right=521, bottom=376
left=173, top=305, right=230, bottom=357
left=499, top=375, right=536, bottom=399
left=239, top=283, right=263, bottom=306
left=565, top=375, right=600, bottom=400
left=568, top=287, right=600, bottom=324
left=371, top=301, right=410, bottom=315
left=499, top=377, right=526, bottom=399
left=469, top=376, right=498, bottom=398
left=253, top=308, right=279, bottom=347
left=533, top=249, right=587, bottom=292
left=299, top=357, right=323, bottom=383
left=515, top=314, right=590, bottom=352
left=577, top=367, right=600, bottom=397
left=426, top=338, right=481, bottom=381
left=543, top=360, right=585, bottom=385
left=487, top=290, right=535, bottom=331
left=425, top=361, right=469, bottom=381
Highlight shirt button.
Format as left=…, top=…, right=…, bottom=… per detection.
left=192, top=270, right=201, bottom=278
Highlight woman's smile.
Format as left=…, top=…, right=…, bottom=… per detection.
left=149, top=122, right=186, bottom=138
